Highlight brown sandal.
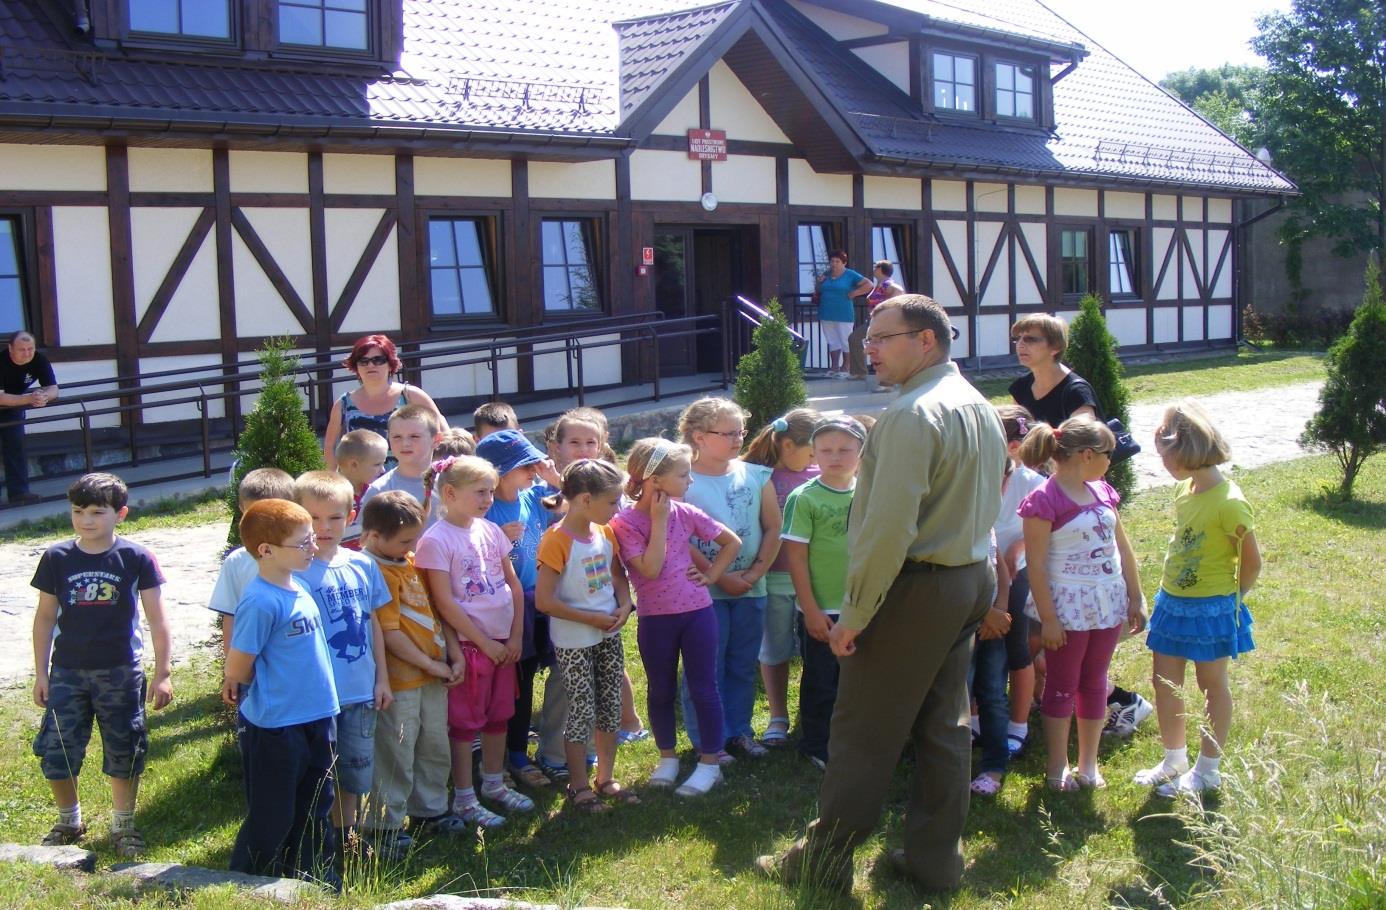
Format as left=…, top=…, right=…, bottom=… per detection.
left=41, top=822, right=86, bottom=847
left=595, top=779, right=641, bottom=805
left=566, top=786, right=610, bottom=814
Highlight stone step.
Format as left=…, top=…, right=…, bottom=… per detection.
left=0, top=843, right=96, bottom=872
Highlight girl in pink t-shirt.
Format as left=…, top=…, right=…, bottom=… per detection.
left=1017, top=418, right=1146, bottom=793
left=414, top=455, right=530, bottom=828
left=610, top=438, right=741, bottom=797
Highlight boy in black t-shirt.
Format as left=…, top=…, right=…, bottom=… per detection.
left=30, top=472, right=172, bottom=857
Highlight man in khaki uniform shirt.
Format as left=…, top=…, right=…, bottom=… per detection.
left=759, top=295, right=1006, bottom=893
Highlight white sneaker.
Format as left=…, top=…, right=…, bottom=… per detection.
left=1103, top=693, right=1154, bottom=737
left=1133, top=760, right=1189, bottom=786
left=674, top=762, right=723, bottom=797
left=649, top=757, right=680, bottom=789
left=1156, top=768, right=1221, bottom=797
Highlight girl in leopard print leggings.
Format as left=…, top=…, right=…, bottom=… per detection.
left=535, top=460, right=640, bottom=812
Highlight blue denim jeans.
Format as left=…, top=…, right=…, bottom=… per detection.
left=970, top=636, right=1010, bottom=775
left=682, top=595, right=765, bottom=745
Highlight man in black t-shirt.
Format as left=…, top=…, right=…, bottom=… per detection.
left=0, top=331, right=59, bottom=503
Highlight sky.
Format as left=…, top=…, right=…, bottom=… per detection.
left=1042, top=0, right=1294, bottom=84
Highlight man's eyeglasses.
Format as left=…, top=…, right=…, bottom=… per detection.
left=357, top=355, right=391, bottom=367
left=862, top=325, right=960, bottom=347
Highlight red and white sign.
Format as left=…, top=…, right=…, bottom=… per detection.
left=687, top=129, right=728, bottom=161
left=642, top=246, right=654, bottom=266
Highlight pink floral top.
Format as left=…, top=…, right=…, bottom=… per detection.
left=610, top=501, right=726, bottom=616
left=414, top=517, right=515, bottom=640
left=1017, top=478, right=1128, bottom=632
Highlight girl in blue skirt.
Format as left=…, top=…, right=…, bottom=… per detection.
left=1135, top=400, right=1262, bottom=796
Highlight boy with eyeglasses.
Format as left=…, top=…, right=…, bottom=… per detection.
left=223, top=499, right=340, bottom=888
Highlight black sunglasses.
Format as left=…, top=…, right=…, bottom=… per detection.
left=357, top=355, right=390, bottom=366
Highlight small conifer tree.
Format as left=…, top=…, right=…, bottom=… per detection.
left=1066, top=294, right=1136, bottom=501
left=1301, top=255, right=1386, bottom=499
left=735, top=298, right=807, bottom=436
left=225, top=338, right=325, bottom=546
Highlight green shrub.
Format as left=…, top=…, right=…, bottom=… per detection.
left=1301, top=256, right=1386, bottom=499
left=734, top=297, right=807, bottom=436
left=224, top=338, right=324, bottom=546
left=1065, top=294, right=1136, bottom=501
left=1242, top=303, right=1353, bottom=349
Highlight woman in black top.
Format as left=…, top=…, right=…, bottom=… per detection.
left=1007, top=313, right=1100, bottom=425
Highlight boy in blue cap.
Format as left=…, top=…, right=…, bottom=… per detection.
left=474, top=429, right=564, bottom=791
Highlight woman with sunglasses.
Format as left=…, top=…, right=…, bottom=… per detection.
left=323, top=334, right=447, bottom=470
left=1007, top=314, right=1099, bottom=427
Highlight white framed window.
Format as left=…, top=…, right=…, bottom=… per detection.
left=428, top=217, right=498, bottom=319
left=932, top=52, right=977, bottom=113
left=995, top=62, right=1035, bottom=120
left=279, top=0, right=369, bottom=50
left=1109, top=229, right=1138, bottom=297
left=129, top=0, right=231, bottom=38
left=542, top=219, right=603, bottom=312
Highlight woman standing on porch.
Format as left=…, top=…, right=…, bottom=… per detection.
left=322, top=334, right=447, bottom=470
left=814, top=251, right=873, bottom=380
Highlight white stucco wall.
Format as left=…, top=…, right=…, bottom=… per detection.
left=863, top=175, right=920, bottom=210
left=414, top=157, right=511, bottom=197
left=323, top=153, right=395, bottom=195
left=714, top=155, right=776, bottom=204
left=0, top=145, right=105, bottom=191
left=630, top=150, right=701, bottom=201
left=129, top=148, right=212, bottom=193
left=709, top=61, right=791, bottom=144
left=229, top=150, right=307, bottom=193
left=787, top=159, right=850, bottom=207
left=529, top=160, right=617, bottom=200
left=53, top=207, right=115, bottom=345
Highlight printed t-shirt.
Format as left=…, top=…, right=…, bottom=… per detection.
left=486, top=485, right=558, bottom=592
left=610, top=501, right=725, bottom=616
left=818, top=269, right=867, bottom=323
left=685, top=460, right=773, bottom=600
left=207, top=547, right=259, bottom=616
left=414, top=518, right=515, bottom=640
left=537, top=524, right=622, bottom=649
left=359, top=469, right=436, bottom=532
left=0, top=348, right=56, bottom=397
left=32, top=538, right=165, bottom=669
left=1161, top=478, right=1255, bottom=597
left=767, top=465, right=820, bottom=594
left=232, top=576, right=339, bottom=727
left=369, top=552, right=445, bottom=693
left=295, top=550, right=391, bottom=707
left=780, top=478, right=854, bottom=615
left=994, top=463, right=1046, bottom=571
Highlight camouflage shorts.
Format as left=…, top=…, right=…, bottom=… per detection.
left=33, top=663, right=147, bottom=781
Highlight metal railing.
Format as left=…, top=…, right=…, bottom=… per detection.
left=5, top=309, right=729, bottom=505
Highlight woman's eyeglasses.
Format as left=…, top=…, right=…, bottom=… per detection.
left=357, top=355, right=390, bottom=367
left=1011, top=334, right=1046, bottom=346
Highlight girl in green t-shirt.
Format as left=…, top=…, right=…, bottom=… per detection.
left=1135, top=400, right=1262, bottom=797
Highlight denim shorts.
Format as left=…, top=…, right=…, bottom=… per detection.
left=758, top=591, right=800, bottom=665
left=334, top=701, right=377, bottom=795
left=34, top=663, right=147, bottom=781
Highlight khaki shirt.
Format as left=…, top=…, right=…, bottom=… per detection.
left=839, top=360, right=1007, bottom=631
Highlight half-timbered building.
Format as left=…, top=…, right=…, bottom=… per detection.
left=0, top=0, right=1294, bottom=445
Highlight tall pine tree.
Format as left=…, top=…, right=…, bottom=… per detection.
left=735, top=298, right=807, bottom=437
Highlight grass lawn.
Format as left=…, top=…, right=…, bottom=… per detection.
left=0, top=452, right=1382, bottom=909
left=0, top=489, right=227, bottom=546
left=973, top=349, right=1324, bottom=405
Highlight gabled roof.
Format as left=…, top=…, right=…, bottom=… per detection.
left=0, top=0, right=1292, bottom=194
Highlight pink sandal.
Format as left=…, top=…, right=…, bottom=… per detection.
left=970, top=773, right=1003, bottom=796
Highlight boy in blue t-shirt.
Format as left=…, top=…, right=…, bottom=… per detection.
left=223, top=499, right=340, bottom=886
left=294, top=471, right=392, bottom=853
left=31, top=472, right=171, bottom=857
left=206, top=468, right=296, bottom=650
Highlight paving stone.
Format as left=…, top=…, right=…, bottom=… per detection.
left=109, top=862, right=317, bottom=902
left=0, top=842, right=97, bottom=872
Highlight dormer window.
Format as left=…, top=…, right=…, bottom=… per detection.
left=129, top=0, right=231, bottom=39
left=279, top=0, right=370, bottom=51
left=995, top=62, right=1035, bottom=120
left=932, top=53, right=977, bottom=114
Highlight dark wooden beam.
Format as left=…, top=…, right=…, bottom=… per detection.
left=212, top=148, right=241, bottom=428
left=137, top=207, right=215, bottom=343
left=34, top=206, right=58, bottom=346
left=105, top=146, right=140, bottom=423
left=308, top=152, right=331, bottom=363
left=395, top=155, right=423, bottom=346
left=230, top=208, right=316, bottom=332
left=329, top=209, right=397, bottom=333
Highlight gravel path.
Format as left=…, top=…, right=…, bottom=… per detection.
left=0, top=381, right=1324, bottom=687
